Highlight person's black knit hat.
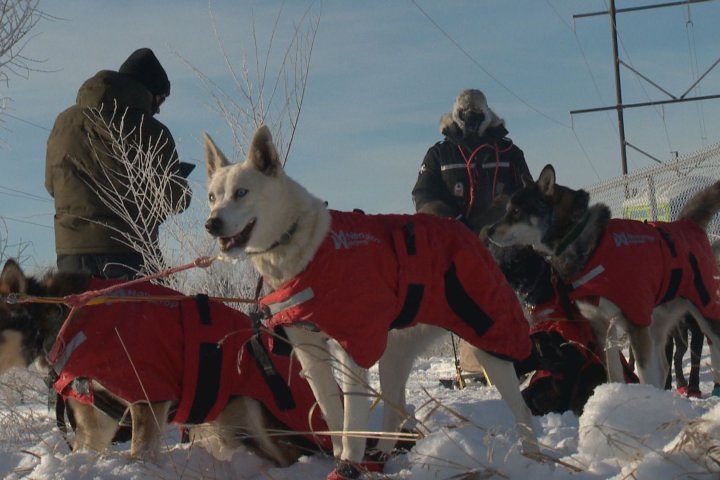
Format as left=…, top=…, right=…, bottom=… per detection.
left=119, top=48, right=170, bottom=96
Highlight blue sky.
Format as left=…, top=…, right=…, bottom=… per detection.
left=3, top=0, right=720, bottom=271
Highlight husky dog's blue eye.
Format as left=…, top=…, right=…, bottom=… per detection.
left=234, top=188, right=248, bottom=200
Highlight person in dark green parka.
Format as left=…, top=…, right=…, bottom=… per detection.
left=45, top=48, right=192, bottom=278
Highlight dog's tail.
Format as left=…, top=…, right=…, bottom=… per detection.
left=678, top=180, right=720, bottom=230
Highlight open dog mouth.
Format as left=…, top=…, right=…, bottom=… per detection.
left=219, top=218, right=256, bottom=252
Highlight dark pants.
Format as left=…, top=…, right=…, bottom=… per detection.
left=57, top=253, right=144, bottom=280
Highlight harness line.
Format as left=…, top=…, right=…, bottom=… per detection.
left=4, top=256, right=259, bottom=308
left=36, top=256, right=257, bottom=371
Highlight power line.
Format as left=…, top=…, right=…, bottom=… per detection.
left=0, top=185, right=52, bottom=203
left=1, top=112, right=51, bottom=132
left=0, top=215, right=53, bottom=230
left=684, top=5, right=709, bottom=145
left=409, top=0, right=603, bottom=180
left=572, top=0, right=720, bottom=175
left=548, top=1, right=615, bottom=128
left=602, top=0, right=674, bottom=161
left=546, top=0, right=609, bottom=180
left=408, top=0, right=569, bottom=128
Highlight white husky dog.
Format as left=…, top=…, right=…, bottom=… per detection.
left=204, top=125, right=538, bottom=479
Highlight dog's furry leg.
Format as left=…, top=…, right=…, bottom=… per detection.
left=631, top=299, right=688, bottom=388
left=129, top=401, right=170, bottom=460
left=471, top=349, right=538, bottom=456
left=68, top=399, right=118, bottom=453
left=284, top=327, right=345, bottom=458
left=192, top=396, right=300, bottom=467
left=578, top=299, right=626, bottom=383
left=687, top=305, right=720, bottom=385
left=375, top=325, right=443, bottom=454
left=335, top=346, right=371, bottom=463
left=627, top=324, right=667, bottom=388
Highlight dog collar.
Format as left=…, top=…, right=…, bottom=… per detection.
left=246, top=221, right=299, bottom=256
left=554, top=211, right=591, bottom=256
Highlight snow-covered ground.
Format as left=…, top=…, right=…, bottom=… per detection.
left=0, top=349, right=718, bottom=479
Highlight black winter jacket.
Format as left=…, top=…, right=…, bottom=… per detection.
left=412, top=118, right=530, bottom=232
left=45, top=70, right=191, bottom=256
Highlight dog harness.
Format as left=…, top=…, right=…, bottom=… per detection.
left=528, top=298, right=595, bottom=348
left=48, top=279, right=330, bottom=448
left=568, top=218, right=720, bottom=327
left=261, top=210, right=531, bottom=368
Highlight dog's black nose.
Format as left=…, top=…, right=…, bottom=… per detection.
left=205, top=217, right=223, bottom=235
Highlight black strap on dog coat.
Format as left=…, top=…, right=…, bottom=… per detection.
left=184, top=294, right=304, bottom=420
left=390, top=222, right=425, bottom=330
left=655, top=224, right=711, bottom=306
left=248, top=278, right=296, bottom=411
left=655, top=225, right=684, bottom=303
left=688, top=252, right=712, bottom=306
left=247, top=327, right=296, bottom=411
left=444, top=262, right=495, bottom=337
left=182, top=294, right=224, bottom=424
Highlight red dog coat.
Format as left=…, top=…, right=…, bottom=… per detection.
left=261, top=210, right=531, bottom=368
left=49, top=279, right=330, bottom=449
left=568, top=219, right=720, bottom=327
left=528, top=298, right=595, bottom=350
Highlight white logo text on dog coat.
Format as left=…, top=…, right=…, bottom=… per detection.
left=331, top=230, right=381, bottom=249
left=613, top=232, right=656, bottom=247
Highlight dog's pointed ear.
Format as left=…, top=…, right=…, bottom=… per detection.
left=248, top=125, right=281, bottom=177
left=537, top=164, right=556, bottom=196
left=0, top=259, right=27, bottom=294
left=204, top=133, right=232, bottom=179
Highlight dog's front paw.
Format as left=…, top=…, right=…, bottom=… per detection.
left=327, top=459, right=383, bottom=480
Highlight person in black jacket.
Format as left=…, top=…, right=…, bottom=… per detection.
left=412, top=88, right=530, bottom=233
left=413, top=89, right=532, bottom=384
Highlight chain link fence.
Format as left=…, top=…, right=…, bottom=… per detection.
left=587, top=142, right=720, bottom=238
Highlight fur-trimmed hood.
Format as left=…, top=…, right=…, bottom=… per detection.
left=439, top=89, right=507, bottom=142
left=439, top=111, right=508, bottom=144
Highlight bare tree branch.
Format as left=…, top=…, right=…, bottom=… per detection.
left=0, top=0, right=44, bottom=86
left=0, top=0, right=52, bottom=144
left=79, top=105, right=191, bottom=281
left=180, top=1, right=321, bottom=164
left=80, top=105, right=258, bottom=296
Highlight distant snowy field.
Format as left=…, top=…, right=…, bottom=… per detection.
left=0, top=348, right=719, bottom=479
